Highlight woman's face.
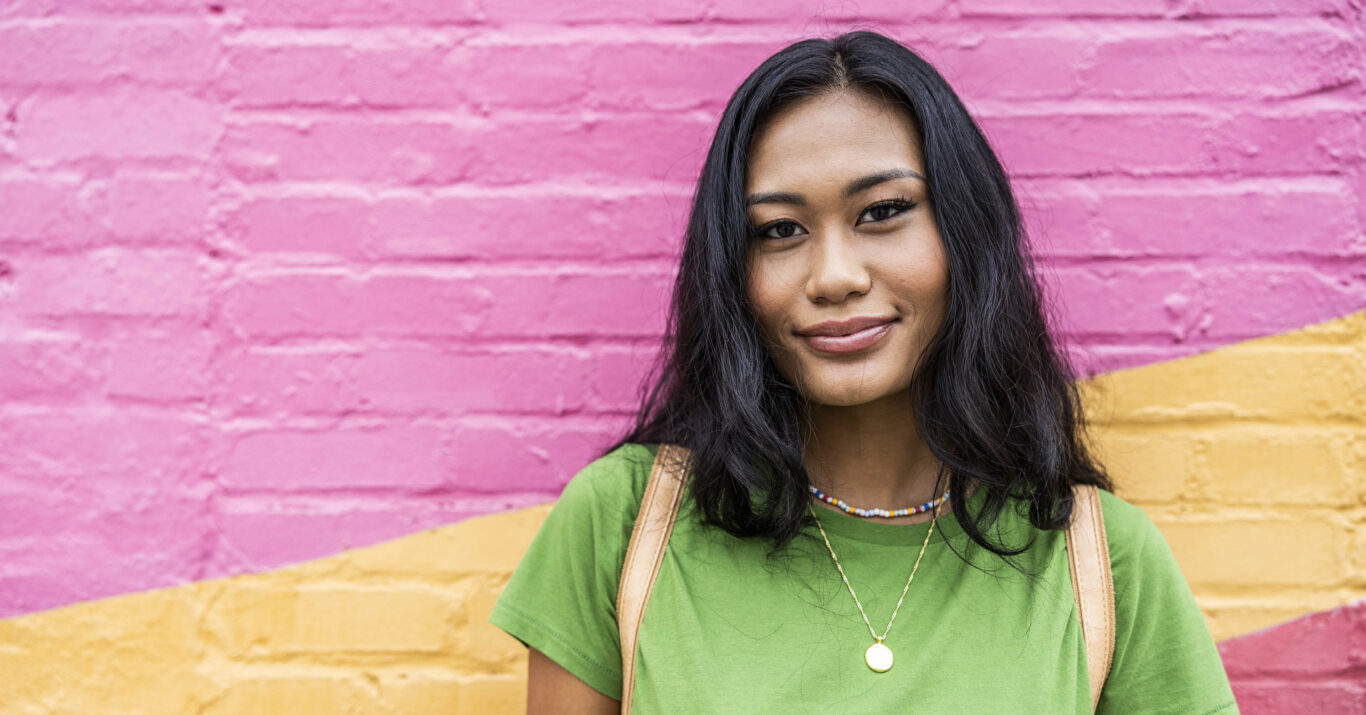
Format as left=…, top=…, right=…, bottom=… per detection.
left=744, top=88, right=949, bottom=408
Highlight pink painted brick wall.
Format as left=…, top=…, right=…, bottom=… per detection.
left=0, top=0, right=1362, bottom=680
left=1218, top=599, right=1366, bottom=712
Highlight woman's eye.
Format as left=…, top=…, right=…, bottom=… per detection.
left=859, top=199, right=916, bottom=224
left=750, top=198, right=916, bottom=241
left=752, top=220, right=805, bottom=240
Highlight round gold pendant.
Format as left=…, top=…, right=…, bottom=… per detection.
left=865, top=642, right=893, bottom=672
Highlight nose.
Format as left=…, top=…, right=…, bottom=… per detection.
left=805, top=229, right=871, bottom=304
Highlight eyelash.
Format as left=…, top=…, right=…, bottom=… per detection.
left=749, top=196, right=918, bottom=241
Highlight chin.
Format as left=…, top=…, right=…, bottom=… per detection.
left=798, top=375, right=906, bottom=407
left=806, top=392, right=882, bottom=408
left=771, top=344, right=916, bottom=406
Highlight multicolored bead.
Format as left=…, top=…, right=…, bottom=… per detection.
left=808, top=484, right=950, bottom=519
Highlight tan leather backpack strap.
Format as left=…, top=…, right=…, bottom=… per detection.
left=1066, top=483, right=1116, bottom=711
left=617, top=443, right=691, bottom=713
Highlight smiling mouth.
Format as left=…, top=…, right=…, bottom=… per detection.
left=797, top=320, right=896, bottom=354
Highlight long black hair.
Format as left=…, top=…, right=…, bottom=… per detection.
left=600, top=30, right=1112, bottom=563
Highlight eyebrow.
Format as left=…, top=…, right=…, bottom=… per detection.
left=744, top=168, right=926, bottom=208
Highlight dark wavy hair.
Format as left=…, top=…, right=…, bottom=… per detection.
left=600, top=30, right=1112, bottom=564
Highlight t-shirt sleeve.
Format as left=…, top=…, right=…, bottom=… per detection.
left=486, top=442, right=656, bottom=701
left=1096, top=490, right=1240, bottom=714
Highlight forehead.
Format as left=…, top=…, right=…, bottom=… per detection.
left=746, top=89, right=924, bottom=190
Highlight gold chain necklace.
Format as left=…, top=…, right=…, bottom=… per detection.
left=806, top=489, right=947, bottom=673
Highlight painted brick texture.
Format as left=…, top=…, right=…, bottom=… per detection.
left=0, top=0, right=1363, bottom=712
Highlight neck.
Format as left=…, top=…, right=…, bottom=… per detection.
left=800, top=389, right=947, bottom=521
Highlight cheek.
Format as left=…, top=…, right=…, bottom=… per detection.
left=910, top=257, right=949, bottom=303
left=746, top=263, right=803, bottom=358
left=901, top=232, right=949, bottom=294
left=880, top=240, right=949, bottom=322
left=915, top=254, right=951, bottom=330
left=746, top=273, right=782, bottom=338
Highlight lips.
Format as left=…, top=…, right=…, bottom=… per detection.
left=795, top=316, right=897, bottom=355
left=796, top=315, right=898, bottom=338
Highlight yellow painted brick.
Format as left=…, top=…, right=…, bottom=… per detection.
left=201, top=675, right=380, bottom=715
left=1201, top=431, right=1354, bottom=505
left=1200, top=593, right=1361, bottom=643
left=1352, top=436, right=1366, bottom=505
left=205, top=584, right=453, bottom=656
left=1157, top=518, right=1342, bottom=588
left=456, top=581, right=527, bottom=672
left=371, top=670, right=464, bottom=712
left=1089, top=430, right=1197, bottom=503
left=202, top=669, right=520, bottom=715
left=344, top=504, right=553, bottom=577
left=1082, top=347, right=1366, bottom=423
left=457, top=675, right=526, bottom=714
left=1349, top=512, right=1366, bottom=583
left=0, top=587, right=209, bottom=714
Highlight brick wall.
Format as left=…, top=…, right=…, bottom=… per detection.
left=0, top=0, right=1362, bottom=711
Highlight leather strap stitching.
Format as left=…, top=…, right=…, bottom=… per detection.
left=1067, top=484, right=1115, bottom=711
left=617, top=444, right=690, bottom=713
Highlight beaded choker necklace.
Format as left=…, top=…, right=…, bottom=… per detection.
left=807, top=484, right=950, bottom=519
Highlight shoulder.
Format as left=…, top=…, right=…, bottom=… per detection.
left=1094, top=487, right=1160, bottom=561
left=1087, top=492, right=1237, bottom=709
left=488, top=442, right=667, bottom=700
left=1092, top=488, right=1190, bottom=592
left=555, top=441, right=661, bottom=522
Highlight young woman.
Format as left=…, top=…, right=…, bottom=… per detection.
left=489, top=31, right=1238, bottom=713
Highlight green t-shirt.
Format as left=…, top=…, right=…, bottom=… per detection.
left=489, top=442, right=1238, bottom=713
